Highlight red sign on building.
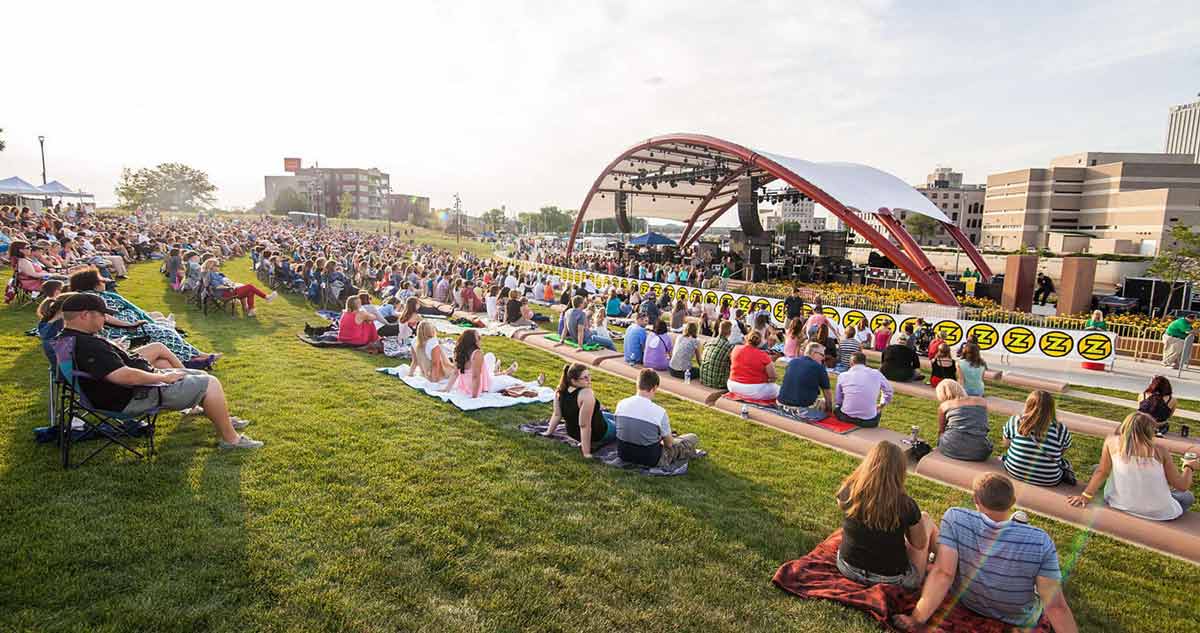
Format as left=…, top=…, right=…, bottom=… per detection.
left=283, top=157, right=302, bottom=173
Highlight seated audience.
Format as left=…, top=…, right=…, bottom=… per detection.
left=928, top=344, right=956, bottom=387
left=337, top=295, right=383, bottom=349
left=1138, top=375, right=1178, bottom=436
left=623, top=312, right=649, bottom=365
left=935, top=379, right=992, bottom=461
left=201, top=258, right=275, bottom=316
left=55, top=293, right=262, bottom=449
left=833, top=326, right=862, bottom=373
left=1068, top=412, right=1196, bottom=520
left=699, top=319, right=734, bottom=389
left=956, top=342, right=987, bottom=396
left=543, top=363, right=615, bottom=458
left=670, top=299, right=688, bottom=331
left=778, top=342, right=833, bottom=415
left=834, top=352, right=892, bottom=428
left=613, top=369, right=701, bottom=467
left=782, top=317, right=804, bottom=359
left=504, top=289, right=535, bottom=327
left=726, top=331, right=779, bottom=400
left=413, top=321, right=452, bottom=383
left=893, top=473, right=1077, bottom=633
left=443, top=329, right=525, bottom=398
left=872, top=322, right=892, bottom=351
left=68, top=267, right=219, bottom=368
left=1001, top=390, right=1073, bottom=486
left=880, top=333, right=921, bottom=382
left=836, top=441, right=937, bottom=592
left=668, top=322, right=702, bottom=379
left=642, top=319, right=674, bottom=371
left=606, top=290, right=631, bottom=318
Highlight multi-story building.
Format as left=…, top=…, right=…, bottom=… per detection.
left=1166, top=97, right=1200, bottom=163
left=981, top=152, right=1200, bottom=255
left=385, top=192, right=430, bottom=223
left=855, top=167, right=984, bottom=246
left=297, top=167, right=390, bottom=219
left=764, top=196, right=823, bottom=231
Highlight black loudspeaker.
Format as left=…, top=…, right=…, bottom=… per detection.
left=946, top=280, right=966, bottom=296
left=867, top=251, right=897, bottom=268
left=737, top=178, right=768, bottom=240
left=730, top=230, right=746, bottom=255
left=975, top=282, right=1003, bottom=302
left=614, top=192, right=632, bottom=233
left=745, top=248, right=765, bottom=282
left=1121, top=278, right=1191, bottom=315
left=819, top=231, right=848, bottom=258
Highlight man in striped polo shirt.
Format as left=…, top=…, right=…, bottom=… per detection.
left=893, top=473, right=1078, bottom=632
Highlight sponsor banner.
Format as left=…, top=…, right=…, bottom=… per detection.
left=501, top=259, right=1116, bottom=362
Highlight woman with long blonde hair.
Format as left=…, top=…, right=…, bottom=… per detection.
left=835, top=441, right=935, bottom=591
left=1001, top=391, right=1074, bottom=486
left=412, top=321, right=450, bottom=382
left=1068, top=412, right=1196, bottom=520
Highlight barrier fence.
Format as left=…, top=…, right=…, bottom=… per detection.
left=503, top=255, right=1196, bottom=368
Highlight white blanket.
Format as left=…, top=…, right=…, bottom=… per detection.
left=431, top=320, right=504, bottom=338
left=377, top=365, right=554, bottom=411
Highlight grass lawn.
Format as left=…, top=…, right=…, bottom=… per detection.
left=1, top=259, right=1198, bottom=632
left=1069, top=383, right=1200, bottom=413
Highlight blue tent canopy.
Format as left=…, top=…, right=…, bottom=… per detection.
left=628, top=231, right=676, bottom=246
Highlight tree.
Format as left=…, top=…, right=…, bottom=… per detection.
left=271, top=187, right=309, bottom=215
left=115, top=162, right=217, bottom=212
left=481, top=208, right=507, bottom=231
left=517, top=205, right=576, bottom=234
left=0, top=128, right=5, bottom=153
left=904, top=213, right=940, bottom=244
left=1147, top=224, right=1200, bottom=313
left=336, top=192, right=353, bottom=219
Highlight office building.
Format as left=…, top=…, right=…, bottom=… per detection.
left=764, top=196, right=823, bottom=231
left=1166, top=97, right=1200, bottom=163
left=385, top=192, right=430, bottom=223
left=981, top=152, right=1200, bottom=255
left=855, top=167, right=984, bottom=246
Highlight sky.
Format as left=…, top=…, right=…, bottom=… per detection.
left=2, top=0, right=1198, bottom=225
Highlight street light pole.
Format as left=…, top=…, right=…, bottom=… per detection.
left=37, top=136, right=46, bottom=185
left=453, top=193, right=462, bottom=244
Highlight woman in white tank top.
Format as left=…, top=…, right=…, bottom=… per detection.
left=1068, top=412, right=1197, bottom=520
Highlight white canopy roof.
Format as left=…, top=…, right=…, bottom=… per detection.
left=577, top=137, right=950, bottom=224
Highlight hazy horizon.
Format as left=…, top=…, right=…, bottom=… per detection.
left=2, top=0, right=1197, bottom=224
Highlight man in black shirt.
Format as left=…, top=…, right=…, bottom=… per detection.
left=784, top=286, right=806, bottom=321
left=57, top=293, right=263, bottom=450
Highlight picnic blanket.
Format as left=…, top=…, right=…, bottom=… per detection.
left=315, top=309, right=341, bottom=323
left=518, top=420, right=705, bottom=476
left=722, top=392, right=778, bottom=407
left=376, top=365, right=553, bottom=411
left=296, top=333, right=364, bottom=348
left=431, top=320, right=504, bottom=338
left=543, top=334, right=603, bottom=351
left=772, top=531, right=1052, bottom=632
left=722, top=393, right=858, bottom=434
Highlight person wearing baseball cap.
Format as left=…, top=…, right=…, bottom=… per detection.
left=58, top=293, right=263, bottom=450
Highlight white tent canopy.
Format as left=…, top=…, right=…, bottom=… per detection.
left=0, top=176, right=44, bottom=195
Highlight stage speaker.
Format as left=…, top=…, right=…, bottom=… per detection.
left=737, top=178, right=768, bottom=240
left=867, top=251, right=897, bottom=268
left=614, top=192, right=632, bottom=233
left=819, top=231, right=848, bottom=258
left=1121, top=278, right=1192, bottom=315
left=745, top=248, right=765, bottom=282
left=730, top=230, right=746, bottom=255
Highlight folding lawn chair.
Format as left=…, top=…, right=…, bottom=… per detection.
left=50, top=336, right=164, bottom=468
left=200, top=276, right=238, bottom=316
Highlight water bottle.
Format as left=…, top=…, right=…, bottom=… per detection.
left=741, top=404, right=750, bottom=419
left=1184, top=452, right=1198, bottom=469
left=684, top=368, right=692, bottom=384
left=909, top=425, right=920, bottom=445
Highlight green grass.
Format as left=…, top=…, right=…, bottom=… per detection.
left=1, top=259, right=1197, bottom=632
left=1069, top=383, right=1200, bottom=413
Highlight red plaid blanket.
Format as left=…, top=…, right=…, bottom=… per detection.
left=772, top=531, right=1052, bottom=632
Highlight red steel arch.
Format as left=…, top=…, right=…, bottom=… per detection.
left=567, top=133, right=993, bottom=306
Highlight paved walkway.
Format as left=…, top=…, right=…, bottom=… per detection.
left=980, top=350, right=1200, bottom=399
left=1058, top=389, right=1200, bottom=422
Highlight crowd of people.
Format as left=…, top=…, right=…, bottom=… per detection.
left=7, top=205, right=1198, bottom=631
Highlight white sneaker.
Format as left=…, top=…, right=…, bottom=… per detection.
left=219, top=434, right=263, bottom=450
left=265, top=291, right=278, bottom=303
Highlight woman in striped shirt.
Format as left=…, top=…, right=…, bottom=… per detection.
left=1001, top=391, right=1074, bottom=486
left=834, top=326, right=863, bottom=373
